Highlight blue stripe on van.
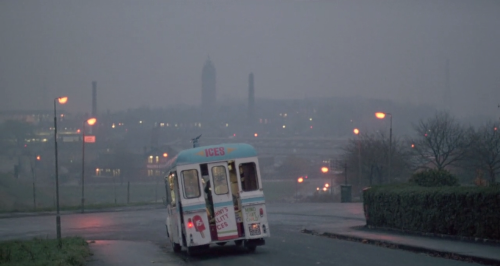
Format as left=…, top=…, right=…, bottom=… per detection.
left=241, top=197, right=265, bottom=204
left=182, top=204, right=206, bottom=212
left=214, top=201, right=233, bottom=208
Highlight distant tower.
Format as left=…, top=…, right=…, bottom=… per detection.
left=248, top=73, right=255, bottom=121
left=201, top=58, right=216, bottom=110
left=92, top=81, right=97, bottom=117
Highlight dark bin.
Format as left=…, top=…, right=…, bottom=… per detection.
left=340, top=185, right=352, bottom=203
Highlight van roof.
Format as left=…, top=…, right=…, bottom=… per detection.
left=165, top=143, right=258, bottom=169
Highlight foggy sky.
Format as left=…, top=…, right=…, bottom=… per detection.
left=1, top=0, right=499, bottom=117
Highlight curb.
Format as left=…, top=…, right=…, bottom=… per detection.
left=301, top=229, right=500, bottom=266
left=363, top=225, right=500, bottom=246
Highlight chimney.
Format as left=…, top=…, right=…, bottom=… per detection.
left=92, top=81, right=97, bottom=117
left=248, top=73, right=255, bottom=121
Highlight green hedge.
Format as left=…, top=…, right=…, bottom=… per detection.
left=363, top=184, right=500, bottom=240
left=408, top=169, right=458, bottom=187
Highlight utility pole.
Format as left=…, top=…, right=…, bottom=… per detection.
left=30, top=156, right=37, bottom=211
left=344, top=163, right=348, bottom=185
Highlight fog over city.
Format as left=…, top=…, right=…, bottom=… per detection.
left=1, top=0, right=499, bottom=118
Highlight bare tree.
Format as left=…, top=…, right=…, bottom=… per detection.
left=411, top=112, right=472, bottom=171
left=341, top=131, right=413, bottom=186
left=468, top=122, right=500, bottom=183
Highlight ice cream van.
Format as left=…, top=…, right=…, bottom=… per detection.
left=163, top=142, right=269, bottom=254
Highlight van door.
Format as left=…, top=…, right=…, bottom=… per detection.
left=207, top=162, right=239, bottom=241
left=177, top=165, right=210, bottom=247
left=166, top=171, right=181, bottom=245
left=236, top=159, right=270, bottom=238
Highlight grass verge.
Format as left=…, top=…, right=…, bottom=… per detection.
left=0, top=237, right=91, bottom=266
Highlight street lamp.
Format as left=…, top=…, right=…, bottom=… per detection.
left=295, top=177, right=304, bottom=197
left=321, top=166, right=334, bottom=196
left=321, top=167, right=329, bottom=173
left=375, top=112, right=392, bottom=183
left=54, top=96, right=68, bottom=248
left=353, top=128, right=361, bottom=187
left=81, top=117, right=97, bottom=213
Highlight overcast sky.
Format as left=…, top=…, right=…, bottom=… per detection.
left=1, top=0, right=499, bottom=117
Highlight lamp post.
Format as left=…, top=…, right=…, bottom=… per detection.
left=54, top=96, right=68, bottom=248
left=375, top=112, right=392, bottom=183
left=353, top=128, right=361, bottom=187
left=321, top=166, right=331, bottom=195
left=296, top=176, right=304, bottom=197
left=81, top=117, right=97, bottom=213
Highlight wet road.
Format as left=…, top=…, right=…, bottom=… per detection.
left=0, top=203, right=476, bottom=266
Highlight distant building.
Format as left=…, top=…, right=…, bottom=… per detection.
left=201, top=58, right=216, bottom=110
left=0, top=110, right=53, bottom=124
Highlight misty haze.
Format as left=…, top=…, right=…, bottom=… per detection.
left=1, top=1, right=500, bottom=266
left=1, top=0, right=499, bottom=118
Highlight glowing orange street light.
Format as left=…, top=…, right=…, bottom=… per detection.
left=321, top=166, right=329, bottom=173
left=411, top=143, right=415, bottom=148
left=325, top=183, right=330, bottom=188
left=254, top=133, right=258, bottom=137
left=375, top=112, right=386, bottom=119
left=58, top=96, right=68, bottom=104
left=36, top=155, right=41, bottom=161
left=297, top=177, right=304, bottom=183
left=353, top=128, right=360, bottom=135
left=163, top=153, right=168, bottom=158
left=323, top=187, right=328, bottom=191
left=87, top=118, right=97, bottom=126
left=316, top=187, right=320, bottom=191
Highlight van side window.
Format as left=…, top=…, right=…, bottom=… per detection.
left=168, top=172, right=177, bottom=207
left=182, top=169, right=201, bottom=199
left=164, top=176, right=171, bottom=204
left=239, top=162, right=259, bottom=191
left=211, top=166, right=229, bottom=195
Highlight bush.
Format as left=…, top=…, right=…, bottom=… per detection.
left=363, top=185, right=500, bottom=240
left=409, top=169, right=458, bottom=187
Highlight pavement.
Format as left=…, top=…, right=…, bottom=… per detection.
left=302, top=215, right=500, bottom=266
left=2, top=203, right=500, bottom=265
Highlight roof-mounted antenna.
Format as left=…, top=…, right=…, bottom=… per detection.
left=192, top=134, right=202, bottom=148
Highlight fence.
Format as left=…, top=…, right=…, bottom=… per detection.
left=0, top=176, right=165, bottom=212
left=1, top=176, right=309, bottom=212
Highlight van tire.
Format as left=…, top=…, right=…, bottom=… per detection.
left=172, top=242, right=181, bottom=253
